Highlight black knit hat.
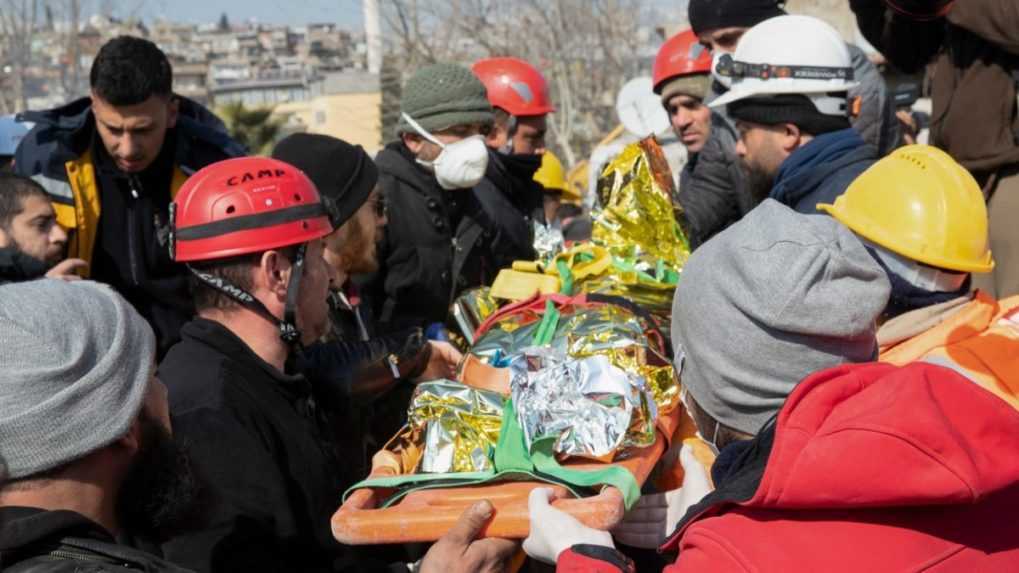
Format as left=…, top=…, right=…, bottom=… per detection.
left=688, top=0, right=786, bottom=35
left=272, top=133, right=378, bottom=229
left=727, top=94, right=850, bottom=135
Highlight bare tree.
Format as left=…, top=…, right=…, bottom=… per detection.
left=380, top=0, right=656, bottom=163
left=0, top=0, right=41, bottom=113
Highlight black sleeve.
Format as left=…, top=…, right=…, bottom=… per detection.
left=677, top=138, right=747, bottom=250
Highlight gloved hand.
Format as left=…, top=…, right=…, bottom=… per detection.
left=523, top=487, right=614, bottom=564
left=611, top=444, right=713, bottom=549
left=414, top=341, right=464, bottom=382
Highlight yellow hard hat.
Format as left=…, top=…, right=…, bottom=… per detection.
left=817, top=144, right=994, bottom=274
left=534, top=152, right=578, bottom=202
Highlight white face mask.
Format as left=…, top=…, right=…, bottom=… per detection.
left=402, top=113, right=489, bottom=190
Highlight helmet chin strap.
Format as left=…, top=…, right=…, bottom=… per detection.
left=188, top=243, right=308, bottom=349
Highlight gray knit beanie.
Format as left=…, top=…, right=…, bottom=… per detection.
left=672, top=200, right=890, bottom=435
left=397, top=62, right=494, bottom=134
left=0, top=280, right=155, bottom=480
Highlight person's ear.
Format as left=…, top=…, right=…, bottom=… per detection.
left=113, top=415, right=144, bottom=457
left=259, top=250, right=291, bottom=302
left=402, top=132, right=424, bottom=154
left=166, top=96, right=180, bottom=129
left=780, top=123, right=803, bottom=153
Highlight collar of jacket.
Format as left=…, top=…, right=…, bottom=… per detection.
left=179, top=317, right=312, bottom=397
left=0, top=506, right=191, bottom=572
left=769, top=128, right=867, bottom=206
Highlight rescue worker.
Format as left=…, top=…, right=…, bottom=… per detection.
left=525, top=200, right=1019, bottom=572
left=816, top=144, right=1015, bottom=365
left=688, top=0, right=899, bottom=156
left=533, top=151, right=591, bottom=243
left=711, top=15, right=878, bottom=214
left=653, top=28, right=753, bottom=249
left=272, top=132, right=462, bottom=487
left=14, top=36, right=243, bottom=356
left=361, top=63, right=536, bottom=334
left=852, top=0, right=1019, bottom=298
left=157, top=157, right=515, bottom=572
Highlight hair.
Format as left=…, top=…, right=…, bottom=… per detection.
left=0, top=172, right=48, bottom=230
left=90, top=36, right=173, bottom=106
left=187, top=246, right=298, bottom=312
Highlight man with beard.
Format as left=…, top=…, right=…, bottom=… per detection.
left=273, top=133, right=463, bottom=486
left=712, top=16, right=878, bottom=214
left=0, top=173, right=88, bottom=281
left=0, top=279, right=204, bottom=572
left=159, top=157, right=512, bottom=572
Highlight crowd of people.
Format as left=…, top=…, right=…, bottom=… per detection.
left=1, top=0, right=1017, bottom=571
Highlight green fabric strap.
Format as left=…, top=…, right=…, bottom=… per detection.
left=532, top=300, right=561, bottom=346
left=556, top=259, right=574, bottom=296
left=342, top=399, right=642, bottom=510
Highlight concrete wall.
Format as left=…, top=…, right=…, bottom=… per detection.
left=275, top=91, right=382, bottom=155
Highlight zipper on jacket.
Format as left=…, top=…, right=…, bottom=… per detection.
left=126, top=175, right=143, bottom=286
left=46, top=547, right=133, bottom=568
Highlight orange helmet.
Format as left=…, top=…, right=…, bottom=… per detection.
left=472, top=57, right=555, bottom=117
left=653, top=29, right=712, bottom=95
left=170, top=157, right=334, bottom=345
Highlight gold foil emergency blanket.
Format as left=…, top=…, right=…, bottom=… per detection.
left=404, top=380, right=505, bottom=474
left=510, top=349, right=657, bottom=461
left=471, top=304, right=679, bottom=412
left=587, top=138, right=690, bottom=311
left=449, top=287, right=500, bottom=345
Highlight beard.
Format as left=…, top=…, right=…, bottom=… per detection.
left=741, top=159, right=777, bottom=206
left=339, top=215, right=379, bottom=275
left=116, top=413, right=210, bottom=544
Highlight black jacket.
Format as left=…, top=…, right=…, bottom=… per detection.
left=0, top=506, right=192, bottom=573
left=157, top=319, right=399, bottom=573
left=14, top=97, right=244, bottom=357
left=678, top=113, right=755, bottom=250
left=0, top=248, right=48, bottom=283
left=360, top=143, right=538, bottom=333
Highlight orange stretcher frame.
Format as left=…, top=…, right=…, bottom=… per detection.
left=331, top=400, right=712, bottom=545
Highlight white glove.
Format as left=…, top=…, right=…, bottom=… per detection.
left=611, top=444, right=713, bottom=549
left=523, top=487, right=614, bottom=564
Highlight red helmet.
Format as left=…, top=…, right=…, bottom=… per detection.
left=652, top=29, right=712, bottom=95
left=172, top=157, right=333, bottom=263
left=884, top=0, right=954, bottom=21
left=472, top=57, right=555, bottom=117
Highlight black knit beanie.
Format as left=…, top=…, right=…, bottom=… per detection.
left=272, top=133, right=378, bottom=229
left=726, top=94, right=851, bottom=135
left=688, top=0, right=786, bottom=35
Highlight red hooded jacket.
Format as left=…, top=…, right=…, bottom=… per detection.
left=558, top=362, right=1019, bottom=572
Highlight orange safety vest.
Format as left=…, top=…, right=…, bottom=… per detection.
left=881, top=293, right=1019, bottom=409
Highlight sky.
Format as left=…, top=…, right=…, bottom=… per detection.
left=140, top=0, right=364, bottom=28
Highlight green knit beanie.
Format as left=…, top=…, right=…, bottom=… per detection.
left=397, top=62, right=494, bottom=134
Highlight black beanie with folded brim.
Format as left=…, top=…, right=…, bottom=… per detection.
left=726, top=94, right=851, bottom=135
left=688, top=0, right=787, bottom=35
left=272, top=133, right=378, bottom=230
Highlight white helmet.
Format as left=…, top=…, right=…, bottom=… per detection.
left=710, top=15, right=858, bottom=117
left=0, top=115, right=31, bottom=157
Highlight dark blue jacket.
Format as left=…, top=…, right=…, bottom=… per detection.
left=770, top=128, right=878, bottom=215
